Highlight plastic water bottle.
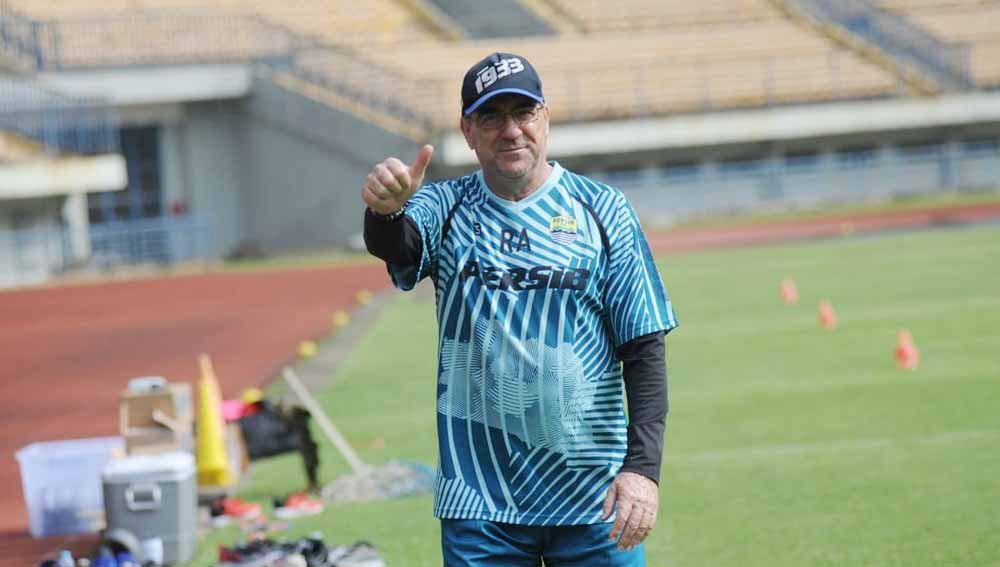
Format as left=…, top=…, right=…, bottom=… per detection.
left=91, top=547, right=116, bottom=567
left=56, top=550, right=74, bottom=567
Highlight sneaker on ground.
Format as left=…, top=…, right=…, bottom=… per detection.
left=273, top=492, right=324, bottom=519
left=217, top=541, right=284, bottom=567
left=282, top=535, right=333, bottom=567
left=212, top=496, right=263, bottom=520
left=329, top=541, right=385, bottom=567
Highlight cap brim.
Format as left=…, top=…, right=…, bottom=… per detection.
left=464, top=88, right=545, bottom=115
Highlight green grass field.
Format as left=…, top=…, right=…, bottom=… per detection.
left=187, top=224, right=1000, bottom=567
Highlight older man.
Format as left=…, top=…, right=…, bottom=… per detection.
left=362, top=52, right=678, bottom=567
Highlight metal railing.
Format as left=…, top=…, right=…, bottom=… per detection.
left=89, top=215, right=213, bottom=266
left=600, top=138, right=999, bottom=225
left=37, top=11, right=310, bottom=70
left=788, top=0, right=973, bottom=91
left=0, top=215, right=214, bottom=287
left=1, top=2, right=314, bottom=69
left=0, top=1, right=45, bottom=69
left=0, top=75, right=119, bottom=155
left=284, top=48, right=435, bottom=133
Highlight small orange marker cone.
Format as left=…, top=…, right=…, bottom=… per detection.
left=356, top=289, right=373, bottom=305
left=818, top=299, right=838, bottom=330
left=298, top=340, right=317, bottom=358
left=780, top=277, right=799, bottom=305
left=895, top=329, right=920, bottom=370
left=331, top=310, right=350, bottom=328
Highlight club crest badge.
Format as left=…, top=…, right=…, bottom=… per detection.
left=549, top=215, right=577, bottom=244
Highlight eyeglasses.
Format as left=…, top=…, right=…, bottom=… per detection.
left=473, top=104, right=542, bottom=131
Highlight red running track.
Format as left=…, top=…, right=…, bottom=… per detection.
left=647, top=202, right=1000, bottom=253
left=0, top=263, right=390, bottom=566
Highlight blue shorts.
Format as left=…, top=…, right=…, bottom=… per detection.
left=441, top=519, right=646, bottom=567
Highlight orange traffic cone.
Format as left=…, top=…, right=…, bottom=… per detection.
left=818, top=299, right=838, bottom=330
left=895, top=329, right=920, bottom=370
left=780, top=277, right=799, bottom=305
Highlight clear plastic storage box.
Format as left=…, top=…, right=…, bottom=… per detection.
left=15, top=436, right=124, bottom=538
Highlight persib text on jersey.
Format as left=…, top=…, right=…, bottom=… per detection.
left=461, top=260, right=591, bottom=291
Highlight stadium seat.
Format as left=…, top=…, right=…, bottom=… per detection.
left=874, top=1, right=1000, bottom=86
left=4, top=0, right=440, bottom=47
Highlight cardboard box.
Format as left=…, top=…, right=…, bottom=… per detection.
left=120, top=383, right=193, bottom=455
left=226, top=422, right=250, bottom=482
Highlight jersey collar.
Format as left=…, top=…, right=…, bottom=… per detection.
left=477, top=161, right=564, bottom=209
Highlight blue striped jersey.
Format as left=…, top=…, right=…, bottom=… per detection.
left=390, top=162, right=678, bottom=526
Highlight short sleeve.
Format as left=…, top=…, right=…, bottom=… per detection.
left=387, top=181, right=457, bottom=290
left=604, top=193, right=678, bottom=346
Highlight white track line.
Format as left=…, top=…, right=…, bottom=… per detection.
left=678, top=373, right=987, bottom=402
left=669, top=429, right=1000, bottom=465
left=677, top=295, right=1000, bottom=341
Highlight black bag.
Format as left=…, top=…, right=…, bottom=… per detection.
left=238, top=400, right=319, bottom=490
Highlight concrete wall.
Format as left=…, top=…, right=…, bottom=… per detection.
left=115, top=74, right=431, bottom=259
left=232, top=75, right=420, bottom=254
left=576, top=134, right=1000, bottom=226
left=0, top=197, right=65, bottom=287
left=170, top=101, right=245, bottom=257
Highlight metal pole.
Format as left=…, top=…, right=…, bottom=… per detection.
left=282, top=366, right=368, bottom=473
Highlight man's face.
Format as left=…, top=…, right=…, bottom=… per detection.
left=461, top=94, right=550, bottom=183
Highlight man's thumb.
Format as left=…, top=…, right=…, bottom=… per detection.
left=602, top=481, right=618, bottom=520
left=410, top=144, right=434, bottom=179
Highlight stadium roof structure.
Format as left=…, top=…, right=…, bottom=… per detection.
left=441, top=91, right=1000, bottom=166
left=0, top=75, right=125, bottom=199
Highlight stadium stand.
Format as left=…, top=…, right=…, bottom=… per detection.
left=3, top=0, right=452, bottom=46
left=514, top=0, right=586, bottom=34
left=366, top=22, right=899, bottom=127
left=545, top=0, right=778, bottom=30
left=428, top=0, right=553, bottom=38
left=878, top=0, right=997, bottom=11
left=22, top=12, right=306, bottom=68
left=0, top=0, right=905, bottom=129
left=774, top=0, right=974, bottom=93
left=0, top=128, right=42, bottom=161
left=3, top=0, right=917, bottom=127
left=877, top=1, right=1000, bottom=85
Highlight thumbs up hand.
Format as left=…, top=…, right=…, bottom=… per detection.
left=362, top=144, right=434, bottom=216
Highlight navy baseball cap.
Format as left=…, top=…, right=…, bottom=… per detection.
left=461, top=52, right=544, bottom=115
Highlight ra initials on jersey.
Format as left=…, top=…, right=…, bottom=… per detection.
left=500, top=227, right=532, bottom=254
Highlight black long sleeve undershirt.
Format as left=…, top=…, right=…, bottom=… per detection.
left=363, top=207, right=668, bottom=482
left=617, top=331, right=668, bottom=484
left=364, top=207, right=423, bottom=266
